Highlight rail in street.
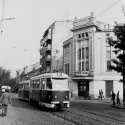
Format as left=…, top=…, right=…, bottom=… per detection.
left=5, top=93, right=125, bottom=125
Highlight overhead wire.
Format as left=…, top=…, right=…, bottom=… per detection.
left=95, top=0, right=121, bottom=18
left=51, top=0, right=122, bottom=48
left=46, top=0, right=121, bottom=49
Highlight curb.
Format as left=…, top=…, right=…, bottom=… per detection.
left=111, top=105, right=125, bottom=109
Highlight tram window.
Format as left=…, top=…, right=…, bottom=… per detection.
left=41, top=79, right=45, bottom=89
left=33, top=81, right=35, bottom=88
left=24, top=83, right=26, bottom=89
left=27, top=83, right=29, bottom=89
left=47, top=78, right=52, bottom=89
left=19, top=84, right=23, bottom=89
left=51, top=78, right=68, bottom=90
left=21, top=84, right=23, bottom=89
left=34, top=81, right=37, bottom=89
left=30, top=81, right=33, bottom=89
left=36, top=80, right=40, bottom=89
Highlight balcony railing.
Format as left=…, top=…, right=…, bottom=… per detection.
left=40, top=32, right=52, bottom=46
left=45, top=44, right=51, bottom=51
left=46, top=55, right=51, bottom=61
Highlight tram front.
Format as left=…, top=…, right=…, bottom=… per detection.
left=46, top=73, right=70, bottom=109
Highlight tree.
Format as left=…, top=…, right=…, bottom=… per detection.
left=8, top=78, right=18, bottom=92
left=107, top=24, right=125, bottom=107
left=0, top=67, right=10, bottom=87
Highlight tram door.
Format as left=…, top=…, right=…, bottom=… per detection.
left=41, top=78, right=46, bottom=102
left=78, top=81, right=89, bottom=98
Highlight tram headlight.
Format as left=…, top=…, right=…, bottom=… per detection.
left=54, top=95, right=57, bottom=99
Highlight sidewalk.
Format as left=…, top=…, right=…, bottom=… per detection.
left=0, top=105, right=11, bottom=125
left=70, top=97, right=125, bottom=109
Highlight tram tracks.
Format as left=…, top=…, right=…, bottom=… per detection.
left=16, top=97, right=125, bottom=125
left=50, top=108, right=125, bottom=125
left=68, top=109, right=125, bottom=124
left=74, top=109, right=125, bottom=122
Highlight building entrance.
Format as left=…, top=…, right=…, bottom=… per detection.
left=105, top=81, right=113, bottom=98
left=78, top=81, right=89, bottom=98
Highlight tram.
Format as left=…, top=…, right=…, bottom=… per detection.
left=18, top=80, right=30, bottom=100
left=18, top=73, right=70, bottom=109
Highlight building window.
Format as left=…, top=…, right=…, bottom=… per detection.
left=106, top=42, right=112, bottom=71
left=86, top=47, right=89, bottom=59
left=86, top=33, right=88, bottom=37
left=65, top=44, right=69, bottom=57
left=78, top=34, right=81, bottom=38
left=106, top=46, right=111, bottom=59
left=86, top=61, right=89, bottom=71
left=82, top=33, right=84, bottom=37
left=82, top=61, right=84, bottom=71
left=78, top=48, right=81, bottom=59
left=82, top=48, right=84, bottom=59
left=79, top=62, right=81, bottom=72
left=107, top=60, right=111, bottom=71
left=65, top=63, right=69, bottom=75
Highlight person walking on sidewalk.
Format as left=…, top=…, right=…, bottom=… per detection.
left=116, top=91, right=120, bottom=105
left=111, top=91, right=116, bottom=105
left=100, top=89, right=103, bottom=100
left=0, top=89, right=11, bottom=116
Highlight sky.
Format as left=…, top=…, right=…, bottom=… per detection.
left=0, top=0, right=124, bottom=77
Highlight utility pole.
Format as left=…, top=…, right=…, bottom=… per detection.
left=0, top=18, right=15, bottom=42
left=121, top=0, right=125, bottom=106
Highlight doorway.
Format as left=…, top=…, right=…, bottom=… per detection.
left=78, top=81, right=89, bottom=98
left=105, top=81, right=113, bottom=98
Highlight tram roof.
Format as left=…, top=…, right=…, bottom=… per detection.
left=30, top=72, right=68, bottom=80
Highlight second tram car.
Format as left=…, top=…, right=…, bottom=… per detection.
left=18, top=73, right=70, bottom=109
left=18, top=80, right=30, bottom=100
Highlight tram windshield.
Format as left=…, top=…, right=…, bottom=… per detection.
left=51, top=78, right=69, bottom=90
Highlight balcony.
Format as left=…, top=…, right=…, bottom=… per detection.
left=45, top=44, right=51, bottom=52
left=40, top=47, right=46, bottom=56
left=40, top=32, right=52, bottom=46
left=46, top=55, right=51, bottom=62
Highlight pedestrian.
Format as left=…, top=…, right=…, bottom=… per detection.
left=100, top=89, right=103, bottom=100
left=0, top=89, right=11, bottom=116
left=111, top=91, right=116, bottom=105
left=116, top=91, right=120, bottom=105
left=98, top=90, right=101, bottom=100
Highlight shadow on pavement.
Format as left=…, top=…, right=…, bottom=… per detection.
left=11, top=97, right=54, bottom=112
left=11, top=97, right=40, bottom=111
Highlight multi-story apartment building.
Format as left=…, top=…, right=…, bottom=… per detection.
left=40, top=20, right=73, bottom=73
left=63, top=13, right=123, bottom=99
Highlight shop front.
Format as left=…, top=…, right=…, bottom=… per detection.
left=72, top=76, right=93, bottom=98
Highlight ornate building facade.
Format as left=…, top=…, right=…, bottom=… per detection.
left=63, top=13, right=123, bottom=99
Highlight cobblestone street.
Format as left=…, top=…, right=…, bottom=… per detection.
left=0, top=93, right=125, bottom=125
